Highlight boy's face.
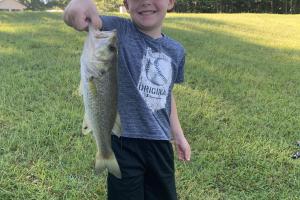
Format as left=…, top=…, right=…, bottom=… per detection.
left=125, top=0, right=175, bottom=32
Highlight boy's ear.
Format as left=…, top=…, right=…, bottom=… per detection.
left=167, top=0, right=175, bottom=12
left=123, top=0, right=129, bottom=10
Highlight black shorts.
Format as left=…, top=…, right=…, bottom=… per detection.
left=107, top=135, right=177, bottom=200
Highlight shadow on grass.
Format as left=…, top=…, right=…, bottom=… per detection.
left=0, top=11, right=63, bottom=24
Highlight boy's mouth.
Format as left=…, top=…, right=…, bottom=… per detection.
left=138, top=10, right=156, bottom=15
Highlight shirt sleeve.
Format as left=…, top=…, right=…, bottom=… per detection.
left=100, top=16, right=129, bottom=34
left=175, top=54, right=185, bottom=83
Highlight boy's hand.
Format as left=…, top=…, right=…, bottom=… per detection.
left=174, top=133, right=191, bottom=161
left=63, top=0, right=101, bottom=31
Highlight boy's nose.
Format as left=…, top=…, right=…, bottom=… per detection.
left=141, top=0, right=151, bottom=6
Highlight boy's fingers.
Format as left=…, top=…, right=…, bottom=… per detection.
left=179, top=145, right=190, bottom=161
left=179, top=151, right=184, bottom=160
left=186, top=145, right=191, bottom=161
left=63, top=0, right=101, bottom=31
left=89, top=14, right=101, bottom=30
left=176, top=147, right=183, bottom=160
left=178, top=147, right=187, bottom=161
left=63, top=9, right=73, bottom=27
left=185, top=149, right=191, bottom=161
left=179, top=154, right=184, bottom=160
left=64, top=10, right=87, bottom=31
left=73, top=14, right=89, bottom=31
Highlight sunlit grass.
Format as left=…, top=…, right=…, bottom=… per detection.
left=165, top=13, right=300, bottom=50
left=1, top=11, right=300, bottom=199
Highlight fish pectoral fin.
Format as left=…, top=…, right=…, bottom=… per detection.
left=95, top=151, right=122, bottom=179
left=81, top=115, right=92, bottom=135
left=88, top=77, right=97, bottom=96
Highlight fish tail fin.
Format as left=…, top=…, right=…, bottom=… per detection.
left=95, top=151, right=122, bottom=179
left=95, top=151, right=106, bottom=175
left=106, top=152, right=122, bottom=179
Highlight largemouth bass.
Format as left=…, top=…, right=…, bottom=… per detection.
left=80, top=25, right=121, bottom=179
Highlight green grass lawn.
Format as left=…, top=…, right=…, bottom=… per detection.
left=0, top=11, right=300, bottom=200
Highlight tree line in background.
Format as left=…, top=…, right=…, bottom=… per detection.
left=18, top=0, right=123, bottom=11
left=17, top=0, right=66, bottom=10
left=174, top=0, right=300, bottom=13
left=18, top=0, right=300, bottom=14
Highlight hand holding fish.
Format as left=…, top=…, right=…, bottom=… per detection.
left=64, top=0, right=101, bottom=31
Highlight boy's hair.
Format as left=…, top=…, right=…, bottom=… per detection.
left=123, top=0, right=128, bottom=9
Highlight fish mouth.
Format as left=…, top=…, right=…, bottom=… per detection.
left=94, top=30, right=117, bottom=39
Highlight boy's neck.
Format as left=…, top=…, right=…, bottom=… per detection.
left=137, top=26, right=163, bottom=39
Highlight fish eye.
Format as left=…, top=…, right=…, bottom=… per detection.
left=109, top=45, right=116, bottom=52
left=100, top=69, right=106, bottom=75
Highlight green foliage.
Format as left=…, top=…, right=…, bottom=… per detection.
left=95, top=0, right=124, bottom=12
left=0, top=12, right=300, bottom=199
left=19, top=0, right=47, bottom=10
left=17, top=0, right=300, bottom=13
left=19, top=0, right=124, bottom=11
left=174, top=0, right=300, bottom=13
left=46, top=0, right=70, bottom=9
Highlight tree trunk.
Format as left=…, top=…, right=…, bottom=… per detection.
left=271, top=0, right=274, bottom=13
left=290, top=0, right=294, bottom=13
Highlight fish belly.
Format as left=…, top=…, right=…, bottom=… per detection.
left=82, top=68, right=121, bottom=178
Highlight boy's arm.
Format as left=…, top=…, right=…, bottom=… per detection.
left=170, top=93, right=191, bottom=161
left=64, top=0, right=102, bottom=31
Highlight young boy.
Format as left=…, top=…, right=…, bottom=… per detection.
left=64, top=0, right=191, bottom=199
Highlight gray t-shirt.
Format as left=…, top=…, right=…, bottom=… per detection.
left=100, top=16, right=185, bottom=140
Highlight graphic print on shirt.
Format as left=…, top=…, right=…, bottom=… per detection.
left=137, top=47, right=172, bottom=112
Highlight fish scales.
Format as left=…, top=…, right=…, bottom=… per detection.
left=87, top=65, right=117, bottom=158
